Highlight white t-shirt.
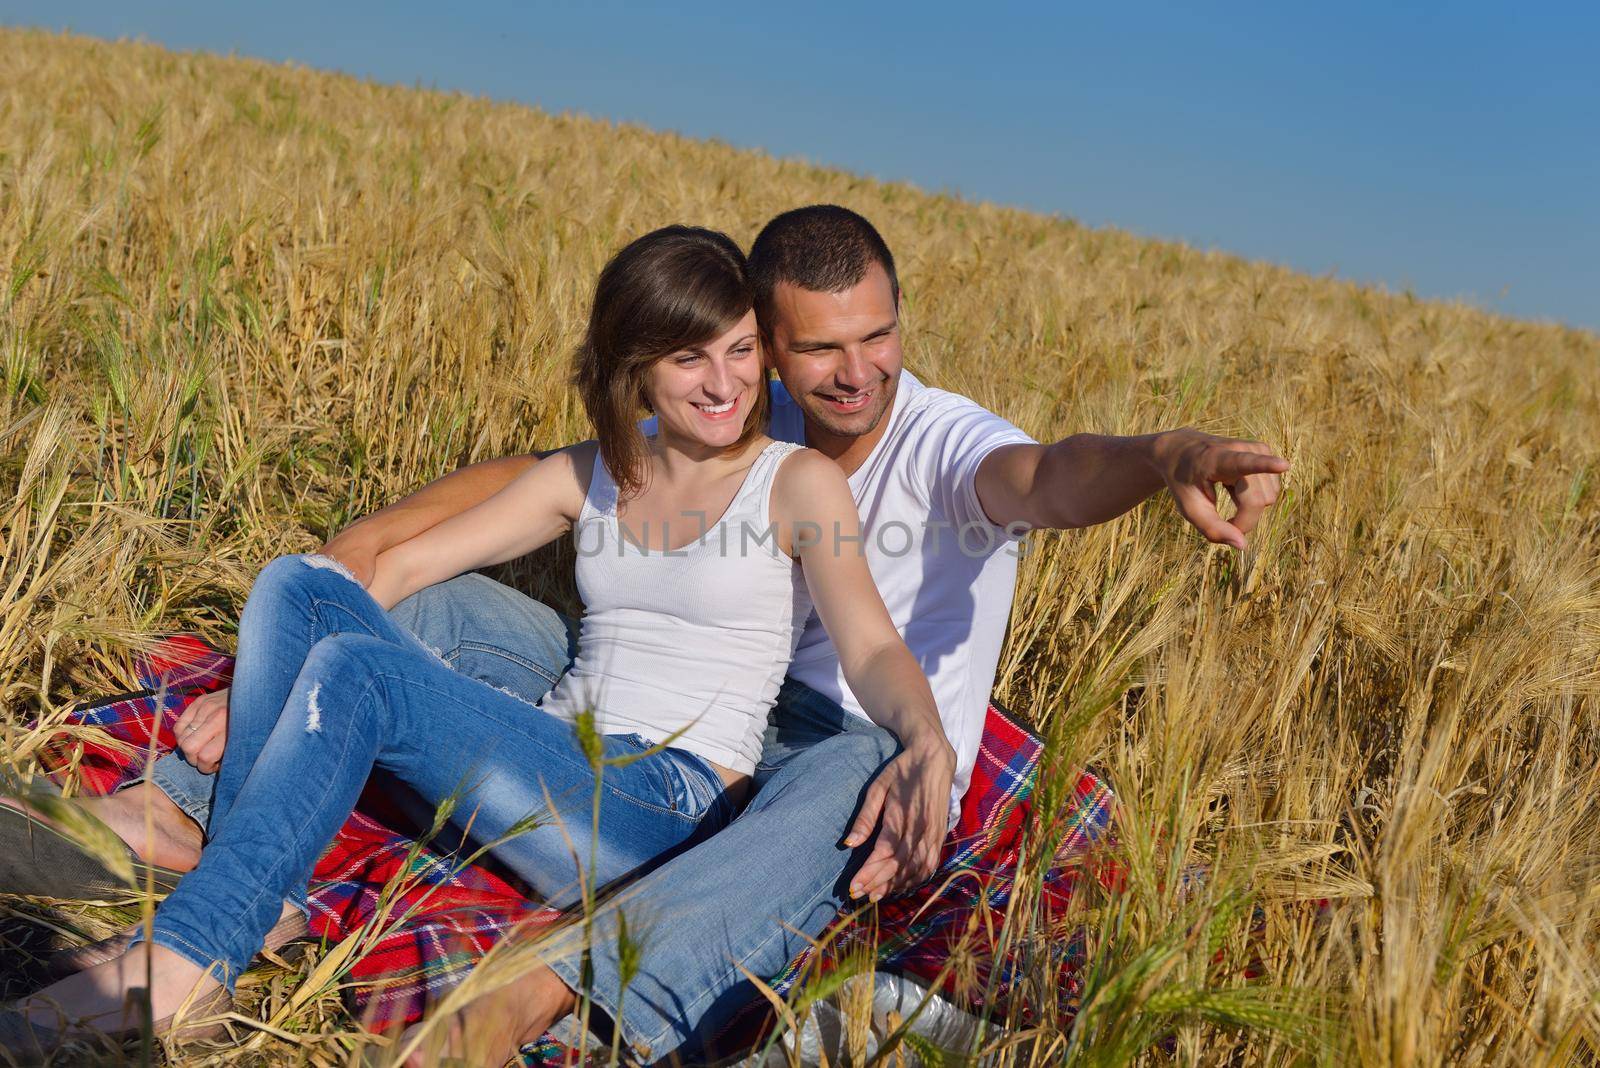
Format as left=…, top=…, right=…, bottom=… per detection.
left=767, top=372, right=1036, bottom=823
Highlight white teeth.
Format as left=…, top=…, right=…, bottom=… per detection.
left=695, top=400, right=735, bottom=414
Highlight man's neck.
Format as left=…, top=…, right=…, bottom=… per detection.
left=801, top=370, right=907, bottom=476
left=804, top=419, right=890, bottom=477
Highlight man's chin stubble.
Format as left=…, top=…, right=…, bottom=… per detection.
left=808, top=402, right=888, bottom=439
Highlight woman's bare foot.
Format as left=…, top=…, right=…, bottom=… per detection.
left=16, top=940, right=223, bottom=1039
left=400, top=963, right=575, bottom=1067
left=2, top=783, right=204, bottom=873
left=79, top=783, right=205, bottom=872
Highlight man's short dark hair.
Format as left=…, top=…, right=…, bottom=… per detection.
left=748, top=205, right=900, bottom=333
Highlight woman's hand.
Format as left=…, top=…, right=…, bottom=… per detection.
left=174, top=688, right=230, bottom=774
left=845, top=735, right=955, bottom=901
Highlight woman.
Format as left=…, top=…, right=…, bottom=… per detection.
left=4, top=226, right=955, bottom=1058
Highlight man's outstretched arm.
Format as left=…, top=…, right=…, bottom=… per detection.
left=976, top=429, right=1289, bottom=549
left=319, top=451, right=548, bottom=585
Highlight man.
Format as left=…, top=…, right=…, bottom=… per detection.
left=6, top=206, right=1286, bottom=1062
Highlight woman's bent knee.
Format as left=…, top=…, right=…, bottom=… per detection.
left=253, top=552, right=359, bottom=605
left=299, top=634, right=391, bottom=728
left=251, top=553, right=302, bottom=594
left=298, top=552, right=361, bottom=585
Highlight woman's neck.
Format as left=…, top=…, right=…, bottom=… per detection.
left=646, top=427, right=765, bottom=486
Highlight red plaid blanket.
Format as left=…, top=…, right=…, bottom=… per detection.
left=40, top=634, right=1116, bottom=1058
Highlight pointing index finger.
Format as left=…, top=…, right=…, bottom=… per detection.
left=1214, top=450, right=1290, bottom=481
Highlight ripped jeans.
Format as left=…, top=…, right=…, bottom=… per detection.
left=140, top=556, right=899, bottom=1062
left=145, top=561, right=581, bottom=837
left=131, top=554, right=734, bottom=989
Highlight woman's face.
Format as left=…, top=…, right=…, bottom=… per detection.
left=643, top=309, right=763, bottom=450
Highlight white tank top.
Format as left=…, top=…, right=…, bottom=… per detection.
left=536, top=439, right=812, bottom=776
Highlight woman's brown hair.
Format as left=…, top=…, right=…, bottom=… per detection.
left=573, top=225, right=770, bottom=500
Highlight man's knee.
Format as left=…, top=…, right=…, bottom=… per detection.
left=391, top=572, right=564, bottom=636
left=836, top=725, right=900, bottom=780
left=393, top=574, right=576, bottom=687
left=388, top=572, right=466, bottom=637
left=750, top=726, right=899, bottom=817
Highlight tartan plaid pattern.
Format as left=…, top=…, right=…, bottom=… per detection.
left=39, top=635, right=561, bottom=1028
left=39, top=634, right=1116, bottom=1058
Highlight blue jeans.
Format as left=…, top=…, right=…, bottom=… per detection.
left=134, top=555, right=734, bottom=990
left=142, top=564, right=895, bottom=1060
left=145, top=566, right=581, bottom=833
left=544, top=681, right=898, bottom=1064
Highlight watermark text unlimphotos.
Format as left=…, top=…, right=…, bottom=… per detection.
left=574, top=513, right=1034, bottom=559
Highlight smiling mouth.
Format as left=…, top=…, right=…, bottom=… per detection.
left=817, top=389, right=873, bottom=413
left=692, top=398, right=739, bottom=419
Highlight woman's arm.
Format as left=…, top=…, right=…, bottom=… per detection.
left=771, top=449, right=956, bottom=901
left=365, top=443, right=592, bottom=611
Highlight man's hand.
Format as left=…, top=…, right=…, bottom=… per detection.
left=843, top=738, right=955, bottom=902
left=1150, top=429, right=1289, bottom=550
left=319, top=524, right=381, bottom=588
left=175, top=687, right=230, bottom=774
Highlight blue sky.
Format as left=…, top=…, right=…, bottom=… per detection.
left=6, top=2, right=1597, bottom=331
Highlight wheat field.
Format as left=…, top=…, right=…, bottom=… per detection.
left=3, top=26, right=1599, bottom=1067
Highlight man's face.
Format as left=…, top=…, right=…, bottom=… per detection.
left=764, top=262, right=902, bottom=446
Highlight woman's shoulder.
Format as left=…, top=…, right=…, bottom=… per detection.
left=537, top=440, right=601, bottom=503
left=769, top=441, right=830, bottom=474
left=563, top=439, right=600, bottom=469
left=765, top=448, right=857, bottom=559
left=538, top=439, right=597, bottom=474
left=769, top=446, right=850, bottom=512
left=742, top=434, right=805, bottom=470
